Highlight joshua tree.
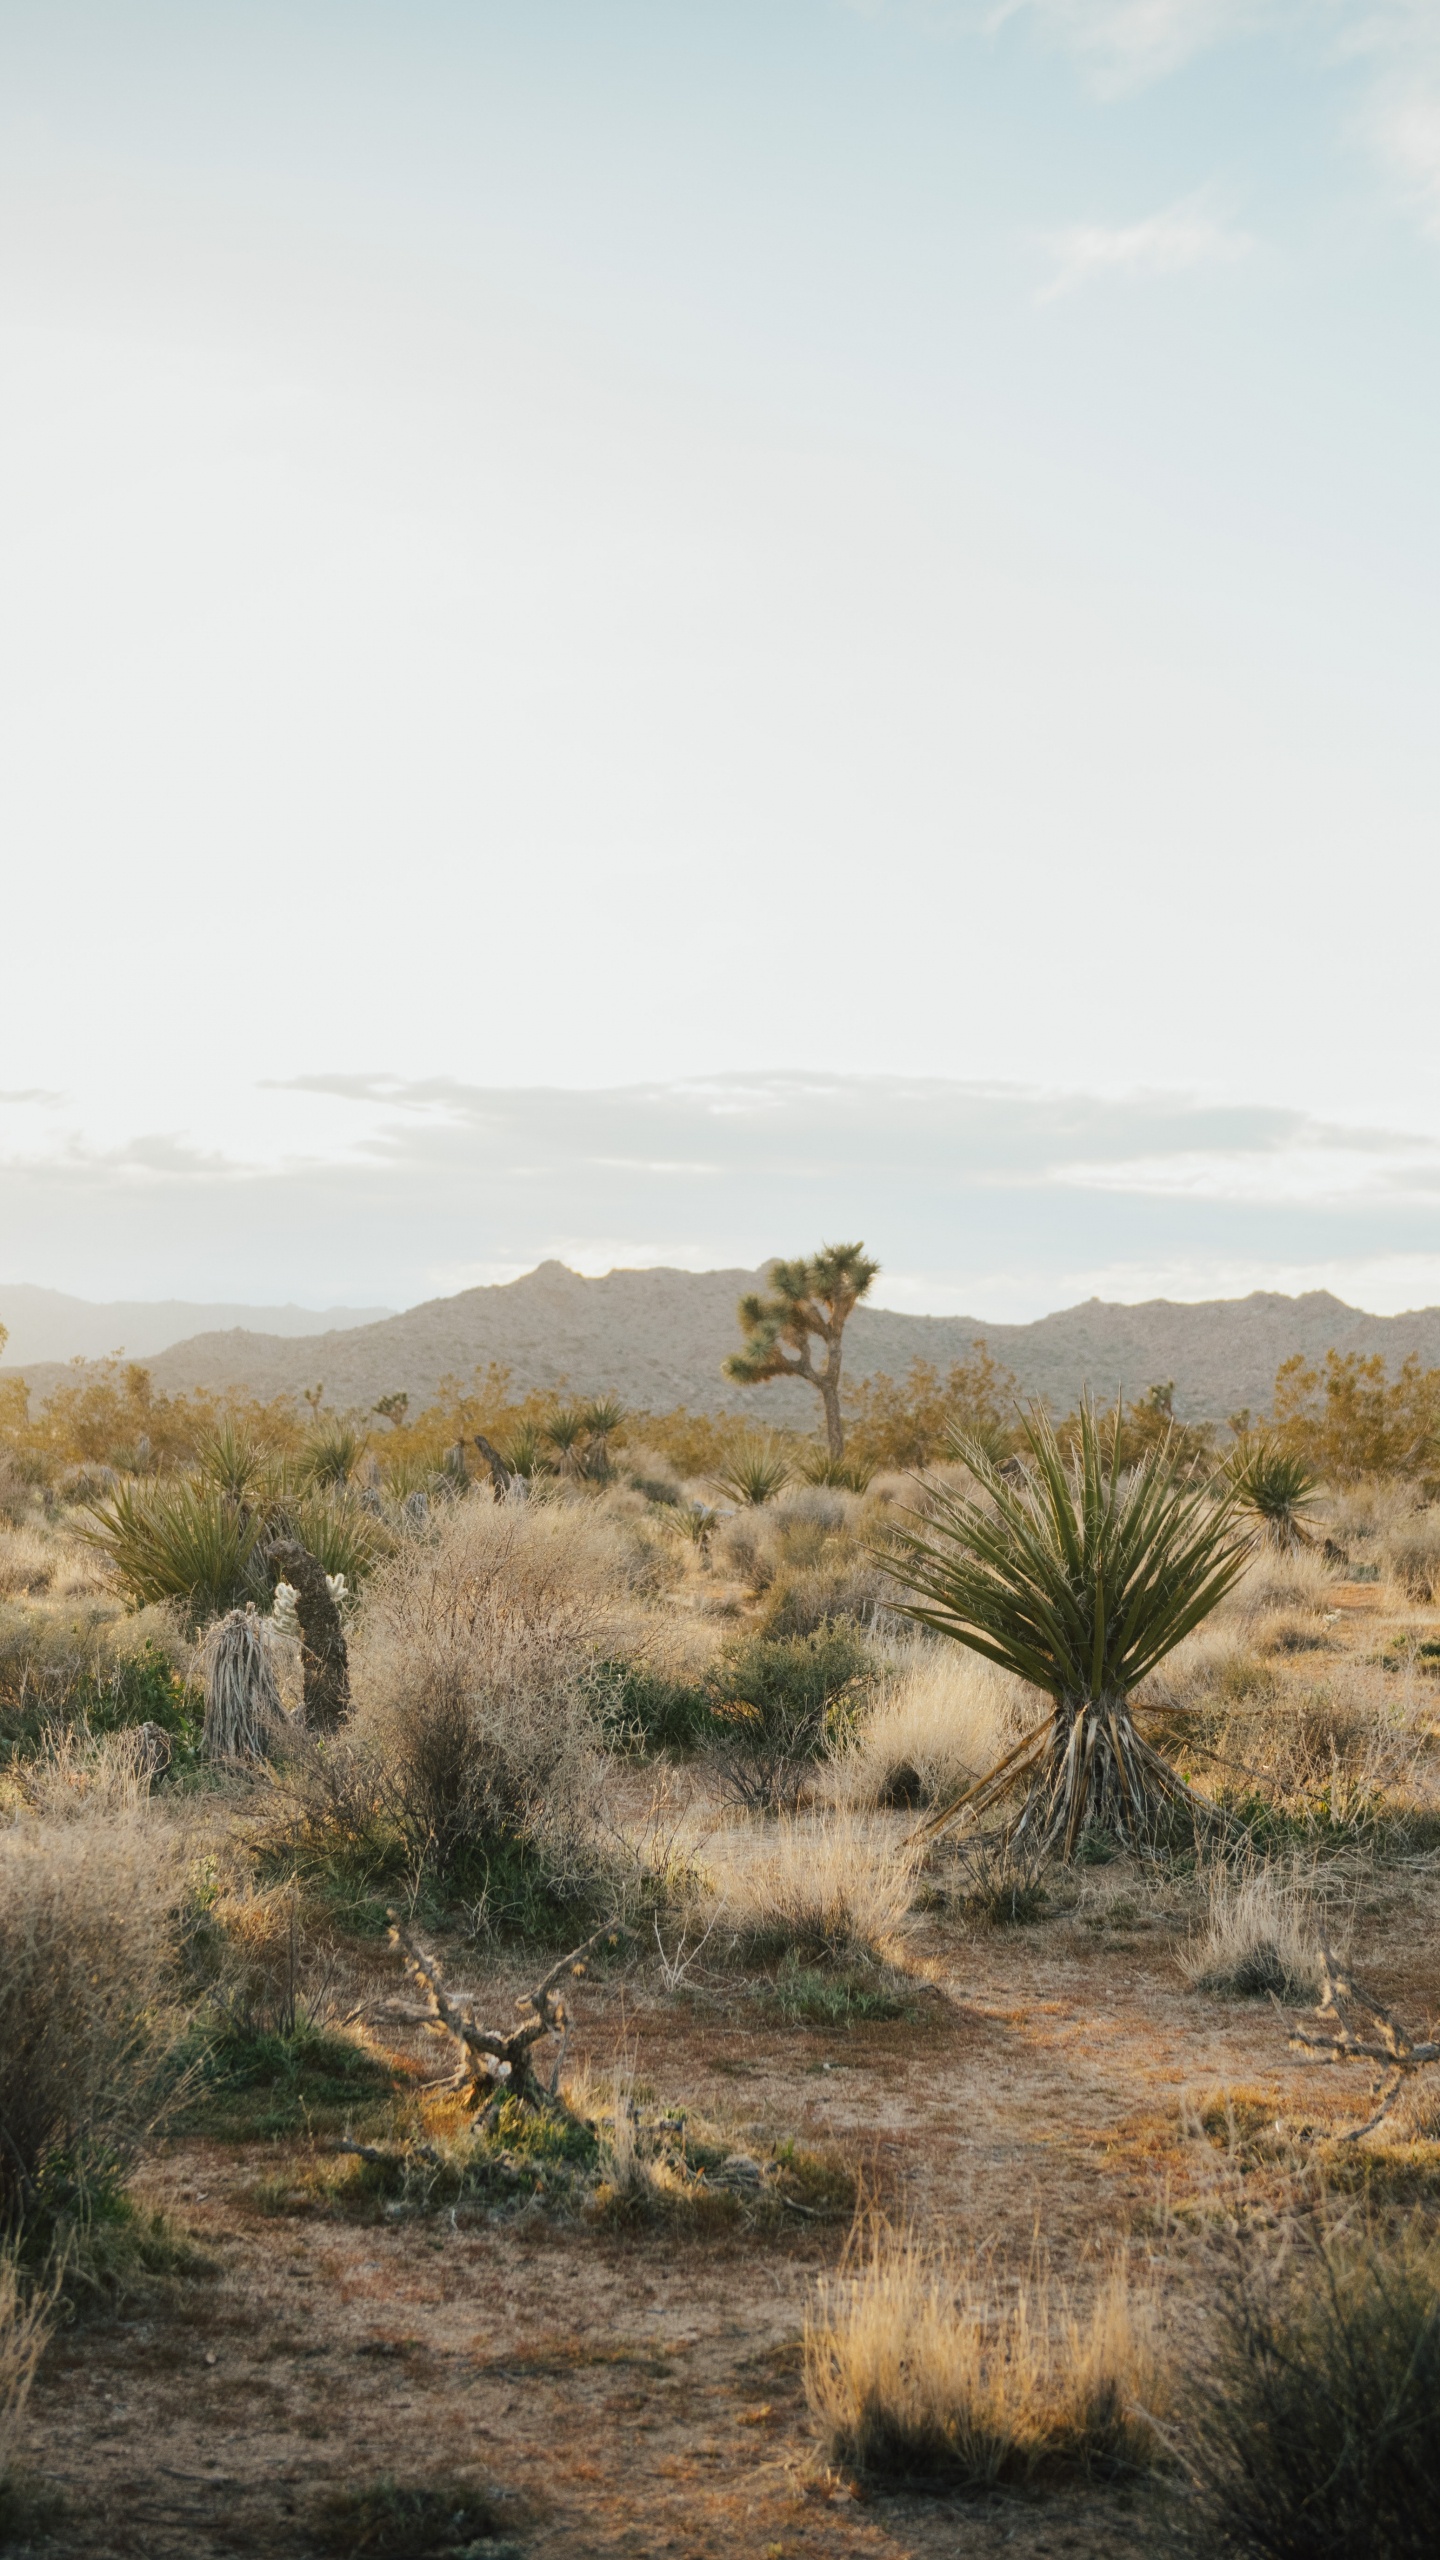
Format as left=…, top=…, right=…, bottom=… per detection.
left=265, top=1538, right=351, bottom=1731
left=725, top=1244, right=878, bottom=1462
left=882, top=1400, right=1252, bottom=1858
left=373, top=1391, right=410, bottom=1429
left=1228, top=1436, right=1319, bottom=1552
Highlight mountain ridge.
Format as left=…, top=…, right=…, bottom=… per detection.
left=9, top=1263, right=1440, bottom=1426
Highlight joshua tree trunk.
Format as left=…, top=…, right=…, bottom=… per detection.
left=266, top=1539, right=350, bottom=1731
left=817, top=1367, right=845, bottom=1463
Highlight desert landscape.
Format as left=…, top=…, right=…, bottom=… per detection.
left=3, top=1255, right=1440, bottom=2559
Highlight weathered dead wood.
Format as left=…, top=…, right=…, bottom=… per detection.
left=1286, top=1933, right=1440, bottom=2139
left=385, top=1912, right=627, bottom=2129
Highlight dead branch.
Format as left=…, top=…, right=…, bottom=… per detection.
left=384, top=1911, right=629, bottom=2126
left=1286, top=1933, right=1440, bottom=2138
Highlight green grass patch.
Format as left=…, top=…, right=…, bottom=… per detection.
left=178, top=2015, right=400, bottom=2142
left=754, top=1953, right=916, bottom=2026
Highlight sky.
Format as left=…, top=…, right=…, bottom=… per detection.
left=2, top=1, right=1438, bottom=1321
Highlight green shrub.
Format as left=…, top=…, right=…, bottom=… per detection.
left=705, top=1625, right=871, bottom=1810
left=1189, top=2224, right=1440, bottom=2560
left=588, top=1657, right=713, bottom=1754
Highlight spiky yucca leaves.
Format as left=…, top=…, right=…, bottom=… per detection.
left=83, top=1478, right=271, bottom=1624
left=882, top=1402, right=1252, bottom=1857
left=1228, top=1436, right=1319, bottom=1552
left=709, top=1438, right=792, bottom=1507
left=84, top=1469, right=387, bottom=1628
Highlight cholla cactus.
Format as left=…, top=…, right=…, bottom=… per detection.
left=272, top=1580, right=301, bottom=1640
left=202, top=1604, right=283, bottom=1760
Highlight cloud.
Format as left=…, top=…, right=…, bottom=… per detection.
left=990, top=0, right=1275, bottom=90
left=1039, top=195, right=1254, bottom=295
left=1002, top=1, right=1440, bottom=241
left=6, top=1071, right=1440, bottom=1320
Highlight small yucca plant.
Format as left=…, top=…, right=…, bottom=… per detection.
left=1227, top=1437, right=1319, bottom=1552
left=82, top=1478, right=271, bottom=1624
left=881, top=1401, right=1252, bottom=1857
left=709, top=1439, right=792, bottom=1507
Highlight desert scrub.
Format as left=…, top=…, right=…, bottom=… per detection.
left=1186, top=2221, right=1440, bottom=2560
left=706, top=1812, right=917, bottom=1968
left=1182, top=1857, right=1322, bottom=1999
left=806, top=2222, right=1162, bottom=2491
left=0, top=1804, right=182, bottom=2227
left=0, top=1604, right=193, bottom=1769
left=297, top=2083, right=854, bottom=2235
left=834, top=1639, right=1033, bottom=1811
left=307, top=2477, right=526, bottom=2558
left=704, top=1624, right=873, bottom=1810
left=261, top=1494, right=650, bottom=1931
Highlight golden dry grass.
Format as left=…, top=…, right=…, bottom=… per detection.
left=1181, top=1856, right=1323, bottom=1999
left=806, top=2221, right=1161, bottom=2488
left=702, top=1811, right=919, bottom=1961
left=835, top=1641, right=1033, bottom=1810
left=0, top=2253, right=52, bottom=2486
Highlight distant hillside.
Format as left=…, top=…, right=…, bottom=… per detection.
left=0, top=1285, right=393, bottom=1369
left=12, top=1263, right=1440, bottom=1426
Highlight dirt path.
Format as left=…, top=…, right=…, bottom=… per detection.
left=24, top=1875, right=1421, bottom=2560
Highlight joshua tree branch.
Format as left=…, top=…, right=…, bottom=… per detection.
left=384, top=1914, right=629, bottom=2117
left=1287, top=1935, right=1440, bottom=2136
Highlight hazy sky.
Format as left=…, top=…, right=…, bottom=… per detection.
left=2, top=2, right=1438, bottom=1317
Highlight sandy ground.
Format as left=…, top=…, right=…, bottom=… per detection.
left=15, top=1593, right=1440, bottom=2559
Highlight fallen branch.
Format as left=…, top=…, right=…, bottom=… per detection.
left=1286, top=1934, right=1440, bottom=2139
left=385, top=1912, right=629, bottom=2128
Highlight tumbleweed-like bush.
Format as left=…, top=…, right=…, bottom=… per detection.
left=1187, top=2222, right=1440, bottom=2560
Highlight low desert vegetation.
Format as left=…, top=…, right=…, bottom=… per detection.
left=6, top=1282, right=1440, bottom=2548
left=806, top=2222, right=1161, bottom=2490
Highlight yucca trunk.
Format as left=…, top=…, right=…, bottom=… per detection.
left=926, top=1687, right=1206, bottom=1858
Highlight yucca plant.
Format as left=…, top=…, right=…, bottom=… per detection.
left=580, top=1397, right=624, bottom=1478
left=503, top=1421, right=545, bottom=1480
left=300, top=1421, right=366, bottom=1490
left=543, top=1407, right=587, bottom=1475
left=192, top=1419, right=270, bottom=1504
left=709, top=1439, right=792, bottom=1507
left=81, top=1478, right=270, bottom=1625
left=802, top=1452, right=876, bottom=1493
left=1227, top=1436, right=1319, bottom=1552
left=881, top=1401, right=1253, bottom=1857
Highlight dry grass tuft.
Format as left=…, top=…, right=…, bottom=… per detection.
left=1182, top=1858, right=1323, bottom=1999
left=0, top=2254, right=52, bottom=2489
left=806, top=2221, right=1162, bottom=2489
left=1226, top=1546, right=1336, bottom=1621
left=835, top=1641, right=1033, bottom=1811
left=705, top=1814, right=918, bottom=1964
left=0, top=1806, right=181, bottom=2224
